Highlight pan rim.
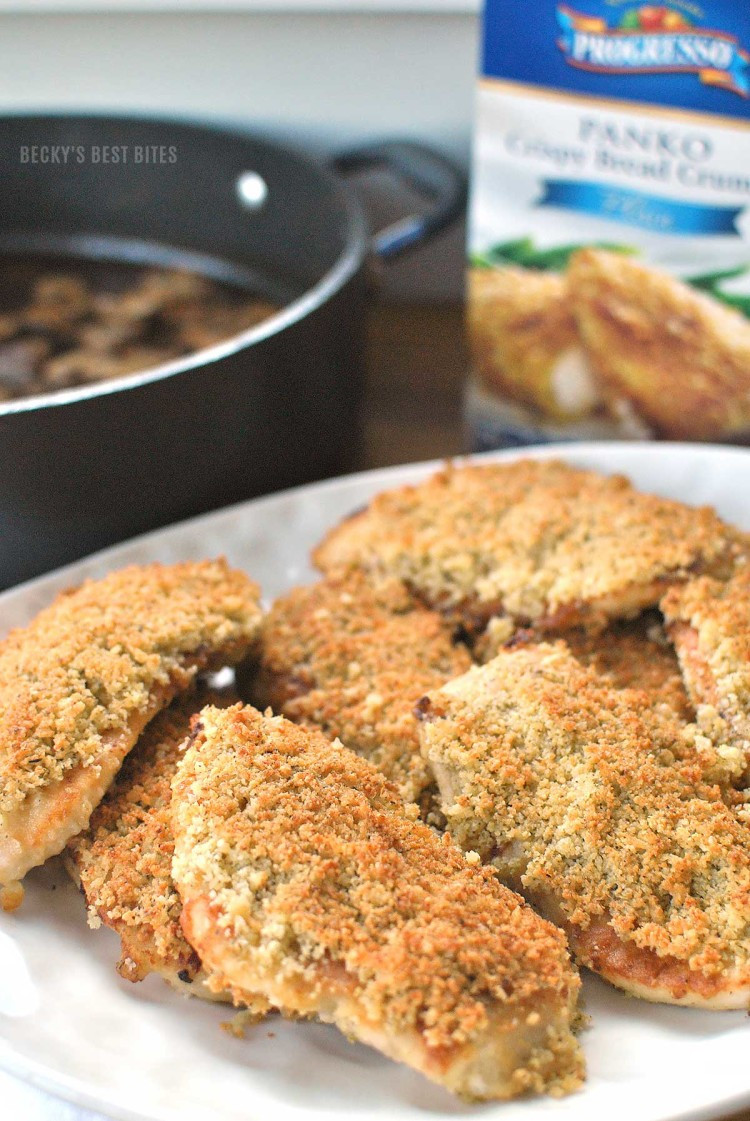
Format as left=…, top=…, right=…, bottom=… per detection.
left=0, top=110, right=367, bottom=417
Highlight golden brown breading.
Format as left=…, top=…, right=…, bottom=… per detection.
left=476, top=616, right=692, bottom=720
left=0, top=560, right=262, bottom=895
left=418, top=643, right=750, bottom=1009
left=66, top=688, right=251, bottom=1002
left=662, top=564, right=750, bottom=780
left=171, top=704, right=584, bottom=1102
left=734, top=787, right=750, bottom=828
left=467, top=266, right=597, bottom=420
left=248, top=573, right=471, bottom=803
left=314, top=459, right=735, bottom=633
left=569, top=249, right=750, bottom=440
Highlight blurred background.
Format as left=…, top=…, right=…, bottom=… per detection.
left=0, top=0, right=477, bottom=211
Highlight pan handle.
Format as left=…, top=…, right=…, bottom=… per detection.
left=331, top=140, right=466, bottom=262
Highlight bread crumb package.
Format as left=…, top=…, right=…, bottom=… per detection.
left=466, top=1, right=750, bottom=447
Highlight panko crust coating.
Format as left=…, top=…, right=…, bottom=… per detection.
left=313, top=460, right=734, bottom=633
left=171, top=704, right=583, bottom=1102
left=418, top=644, right=750, bottom=1009
left=476, top=616, right=692, bottom=721
left=67, top=689, right=241, bottom=999
left=663, top=564, right=750, bottom=778
left=0, top=560, right=262, bottom=890
left=569, top=249, right=750, bottom=441
left=248, top=573, right=471, bottom=802
left=467, top=266, right=592, bottom=419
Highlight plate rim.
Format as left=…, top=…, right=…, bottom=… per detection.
left=4, top=439, right=750, bottom=606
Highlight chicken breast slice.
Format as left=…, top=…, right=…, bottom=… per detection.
left=662, top=563, right=750, bottom=782
left=0, top=559, right=262, bottom=903
left=467, top=265, right=598, bottom=419
left=418, top=643, right=750, bottom=1009
left=476, top=616, right=692, bottom=721
left=171, top=703, right=584, bottom=1102
left=246, top=572, right=471, bottom=805
left=66, top=688, right=261, bottom=1004
left=569, top=249, right=750, bottom=441
left=314, top=459, right=737, bottom=634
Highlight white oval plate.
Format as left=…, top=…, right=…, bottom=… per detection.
left=1, top=442, right=749, bottom=1121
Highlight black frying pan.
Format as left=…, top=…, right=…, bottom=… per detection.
left=0, top=115, right=465, bottom=589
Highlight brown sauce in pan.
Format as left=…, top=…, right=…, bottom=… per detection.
left=0, top=254, right=279, bottom=401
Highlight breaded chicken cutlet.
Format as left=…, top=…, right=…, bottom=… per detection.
left=314, top=460, right=735, bottom=634
left=171, top=704, right=584, bottom=1102
left=247, top=573, right=471, bottom=803
left=569, top=249, right=750, bottom=441
left=67, top=688, right=263, bottom=1004
left=418, top=643, right=750, bottom=1009
left=467, top=266, right=598, bottom=420
left=0, top=560, right=262, bottom=907
left=663, top=564, right=750, bottom=780
left=476, top=616, right=692, bottom=720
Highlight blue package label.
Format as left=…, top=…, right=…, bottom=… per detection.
left=483, top=1, right=750, bottom=120
left=556, top=6, right=748, bottom=98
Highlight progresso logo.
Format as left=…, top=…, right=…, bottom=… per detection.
left=556, top=6, right=749, bottom=97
